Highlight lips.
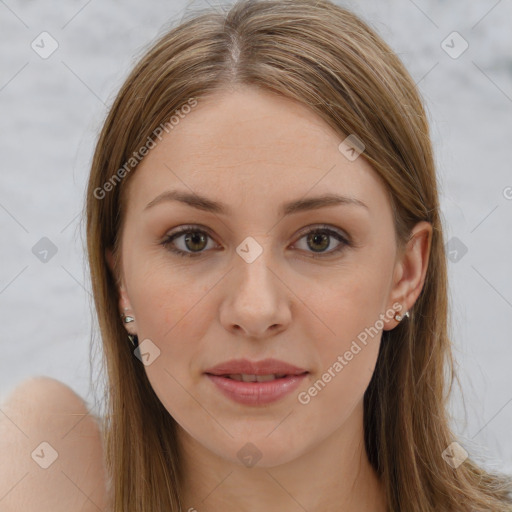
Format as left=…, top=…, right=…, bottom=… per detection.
left=204, top=358, right=309, bottom=405
left=204, top=358, right=308, bottom=377
left=223, top=373, right=288, bottom=382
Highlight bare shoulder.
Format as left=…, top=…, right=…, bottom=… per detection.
left=0, top=376, right=111, bottom=511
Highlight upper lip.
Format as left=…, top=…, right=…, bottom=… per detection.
left=205, top=358, right=309, bottom=376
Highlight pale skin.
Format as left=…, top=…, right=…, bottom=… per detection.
left=106, top=85, right=432, bottom=512
left=0, top=377, right=110, bottom=511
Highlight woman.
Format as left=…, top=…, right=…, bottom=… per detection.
left=84, top=0, right=512, bottom=510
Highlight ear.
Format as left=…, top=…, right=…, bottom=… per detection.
left=105, top=247, right=135, bottom=331
left=383, top=221, right=432, bottom=330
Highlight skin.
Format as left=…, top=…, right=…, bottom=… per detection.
left=0, top=377, right=110, bottom=512
left=106, top=85, right=432, bottom=512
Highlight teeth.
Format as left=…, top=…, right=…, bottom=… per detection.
left=226, top=374, right=288, bottom=382
left=255, top=374, right=277, bottom=382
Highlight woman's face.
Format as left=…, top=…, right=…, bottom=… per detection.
left=107, top=86, right=423, bottom=467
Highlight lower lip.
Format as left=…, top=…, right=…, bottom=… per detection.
left=205, top=373, right=308, bottom=406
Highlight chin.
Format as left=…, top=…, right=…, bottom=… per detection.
left=205, top=431, right=312, bottom=469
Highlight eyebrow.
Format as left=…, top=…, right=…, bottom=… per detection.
left=144, top=190, right=369, bottom=216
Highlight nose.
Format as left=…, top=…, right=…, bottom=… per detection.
left=219, top=242, right=291, bottom=339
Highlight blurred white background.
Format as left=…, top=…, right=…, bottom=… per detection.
left=1, top=0, right=511, bottom=474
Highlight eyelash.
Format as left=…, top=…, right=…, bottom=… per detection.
left=160, top=224, right=351, bottom=259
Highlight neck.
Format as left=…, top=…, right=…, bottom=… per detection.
left=177, top=400, right=386, bottom=512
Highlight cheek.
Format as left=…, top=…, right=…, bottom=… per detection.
left=295, top=342, right=378, bottom=450
left=129, top=255, right=211, bottom=335
left=314, top=263, right=389, bottom=343
left=128, top=265, right=216, bottom=382
left=130, top=270, right=213, bottom=428
left=302, top=263, right=390, bottom=402
left=296, top=293, right=383, bottom=434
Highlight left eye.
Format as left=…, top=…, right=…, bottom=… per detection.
left=161, top=225, right=350, bottom=259
left=293, top=227, right=349, bottom=258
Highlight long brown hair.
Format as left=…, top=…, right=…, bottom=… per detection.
left=84, top=1, right=512, bottom=510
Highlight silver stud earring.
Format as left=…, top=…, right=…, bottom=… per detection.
left=120, top=312, right=138, bottom=347
left=122, top=314, right=134, bottom=324
left=394, top=311, right=410, bottom=322
left=121, top=307, right=134, bottom=324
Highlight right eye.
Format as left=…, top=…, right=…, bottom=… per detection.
left=161, top=226, right=218, bottom=258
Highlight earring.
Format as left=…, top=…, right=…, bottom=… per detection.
left=127, top=333, right=139, bottom=348
left=122, top=315, right=134, bottom=324
left=394, top=311, right=410, bottom=322
left=120, top=312, right=138, bottom=347
left=121, top=306, right=134, bottom=324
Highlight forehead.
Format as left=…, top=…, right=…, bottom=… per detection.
left=124, top=86, right=389, bottom=217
